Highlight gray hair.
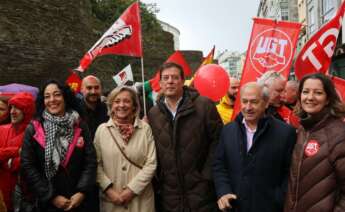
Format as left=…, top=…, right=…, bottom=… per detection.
left=257, top=71, right=286, bottom=87
left=107, top=86, right=140, bottom=118
left=241, top=82, right=269, bottom=102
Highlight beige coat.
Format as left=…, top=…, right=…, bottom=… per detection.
left=94, top=118, right=156, bottom=212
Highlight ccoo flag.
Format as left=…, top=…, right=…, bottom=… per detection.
left=76, top=2, right=142, bottom=72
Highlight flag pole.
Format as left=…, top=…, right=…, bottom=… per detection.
left=137, top=0, right=147, bottom=117
left=140, top=57, right=147, bottom=116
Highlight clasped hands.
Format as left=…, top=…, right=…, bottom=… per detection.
left=52, top=192, right=85, bottom=211
left=105, top=187, right=135, bottom=206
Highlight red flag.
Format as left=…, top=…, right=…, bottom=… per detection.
left=331, top=76, right=345, bottom=102
left=294, top=1, right=345, bottom=80
left=149, top=51, right=192, bottom=92
left=66, top=72, right=82, bottom=93
left=232, top=18, right=301, bottom=119
left=201, top=46, right=215, bottom=65
left=77, top=2, right=142, bottom=72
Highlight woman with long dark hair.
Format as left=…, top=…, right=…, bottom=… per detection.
left=20, top=80, right=97, bottom=212
left=284, top=73, right=345, bottom=212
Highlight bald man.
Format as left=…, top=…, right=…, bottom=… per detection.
left=80, top=75, right=109, bottom=139
left=213, top=82, right=296, bottom=212
left=80, top=75, right=108, bottom=212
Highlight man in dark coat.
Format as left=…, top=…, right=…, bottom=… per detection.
left=213, top=82, right=296, bottom=212
left=80, top=75, right=108, bottom=212
left=80, top=75, right=109, bottom=140
left=148, top=62, right=223, bottom=212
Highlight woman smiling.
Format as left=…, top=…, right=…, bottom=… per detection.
left=20, top=80, right=97, bottom=212
left=94, top=86, right=156, bottom=212
left=285, top=73, right=345, bottom=212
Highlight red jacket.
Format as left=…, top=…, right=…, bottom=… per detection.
left=0, top=92, right=34, bottom=210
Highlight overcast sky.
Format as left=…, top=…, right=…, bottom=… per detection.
left=141, top=0, right=261, bottom=56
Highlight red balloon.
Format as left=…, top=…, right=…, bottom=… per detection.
left=194, top=64, right=230, bottom=102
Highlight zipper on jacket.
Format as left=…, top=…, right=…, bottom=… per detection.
left=293, top=131, right=310, bottom=210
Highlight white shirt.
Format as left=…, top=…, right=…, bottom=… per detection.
left=242, top=118, right=257, bottom=152
left=164, top=97, right=183, bottom=119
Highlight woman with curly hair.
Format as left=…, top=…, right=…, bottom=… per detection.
left=20, top=80, right=97, bottom=212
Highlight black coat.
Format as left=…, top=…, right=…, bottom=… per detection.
left=148, top=87, right=223, bottom=212
left=20, top=120, right=97, bottom=212
left=80, top=99, right=108, bottom=140
left=213, top=113, right=296, bottom=212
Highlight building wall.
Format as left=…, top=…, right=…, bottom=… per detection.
left=159, top=20, right=180, bottom=50
left=257, top=0, right=298, bottom=21
left=217, top=51, right=245, bottom=79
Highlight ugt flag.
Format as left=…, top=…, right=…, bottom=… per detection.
left=294, top=1, right=345, bottom=80
left=232, top=18, right=301, bottom=119
left=77, top=2, right=142, bottom=72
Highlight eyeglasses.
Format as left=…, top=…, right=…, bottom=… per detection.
left=161, top=75, right=181, bottom=82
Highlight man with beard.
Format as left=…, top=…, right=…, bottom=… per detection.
left=80, top=75, right=108, bottom=212
left=217, top=77, right=240, bottom=124
left=80, top=75, right=109, bottom=140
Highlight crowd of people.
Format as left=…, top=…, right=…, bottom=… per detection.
left=0, top=62, right=345, bottom=212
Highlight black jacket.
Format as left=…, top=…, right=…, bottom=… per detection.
left=20, top=120, right=97, bottom=212
left=213, top=113, right=296, bottom=212
left=80, top=99, right=108, bottom=140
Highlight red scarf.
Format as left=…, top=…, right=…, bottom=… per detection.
left=114, top=120, right=134, bottom=144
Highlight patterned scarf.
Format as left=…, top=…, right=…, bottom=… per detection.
left=114, top=120, right=134, bottom=144
left=42, top=110, right=79, bottom=180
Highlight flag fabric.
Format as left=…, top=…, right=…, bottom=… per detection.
left=76, top=2, right=142, bottom=72
left=148, top=51, right=192, bottom=92
left=232, top=18, right=301, bottom=120
left=201, top=46, right=215, bottom=65
left=66, top=72, right=82, bottom=93
left=331, top=76, right=345, bottom=102
left=294, top=1, right=345, bottom=80
left=113, top=64, right=134, bottom=86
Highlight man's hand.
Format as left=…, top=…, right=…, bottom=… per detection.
left=64, top=192, right=85, bottom=211
left=120, top=187, right=135, bottom=205
left=217, top=194, right=237, bottom=211
left=51, top=195, right=71, bottom=210
left=105, top=188, right=124, bottom=205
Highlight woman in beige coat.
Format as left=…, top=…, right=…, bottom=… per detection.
left=94, top=86, right=157, bottom=212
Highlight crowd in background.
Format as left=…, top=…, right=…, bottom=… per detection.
left=1, top=62, right=345, bottom=212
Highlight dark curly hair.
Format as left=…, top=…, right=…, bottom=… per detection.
left=35, top=79, right=84, bottom=120
left=294, top=73, right=345, bottom=118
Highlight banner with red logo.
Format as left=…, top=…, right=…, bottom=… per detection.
left=294, top=1, right=345, bottom=80
left=113, top=64, right=134, bottom=86
left=232, top=18, right=301, bottom=119
left=76, top=2, right=142, bottom=72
